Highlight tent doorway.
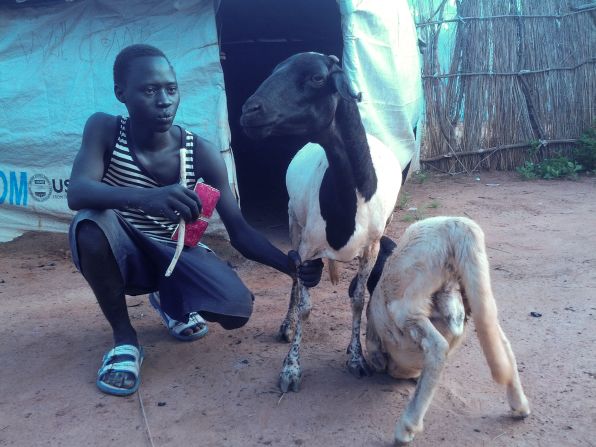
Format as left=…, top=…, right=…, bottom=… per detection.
left=217, top=0, right=343, bottom=227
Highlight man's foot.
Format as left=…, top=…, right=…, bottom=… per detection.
left=149, top=292, right=209, bottom=341
left=96, top=344, right=144, bottom=396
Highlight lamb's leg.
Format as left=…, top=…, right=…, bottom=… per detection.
left=346, top=241, right=380, bottom=378
left=365, top=307, right=388, bottom=373
left=497, top=325, right=531, bottom=418
left=279, top=280, right=310, bottom=392
left=394, top=317, right=449, bottom=445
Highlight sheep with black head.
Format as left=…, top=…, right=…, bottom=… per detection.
left=241, top=52, right=404, bottom=392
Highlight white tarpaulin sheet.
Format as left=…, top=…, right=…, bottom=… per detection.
left=339, top=0, right=422, bottom=169
left=0, top=0, right=422, bottom=242
left=0, top=0, right=233, bottom=241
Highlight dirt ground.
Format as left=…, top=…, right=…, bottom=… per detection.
left=0, top=171, right=595, bottom=447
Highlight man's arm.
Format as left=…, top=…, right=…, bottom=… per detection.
left=68, top=113, right=200, bottom=223
left=195, top=137, right=324, bottom=287
left=195, top=137, right=294, bottom=275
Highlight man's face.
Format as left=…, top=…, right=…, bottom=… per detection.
left=117, top=56, right=180, bottom=132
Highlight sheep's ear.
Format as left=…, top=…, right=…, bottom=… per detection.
left=330, top=70, right=362, bottom=102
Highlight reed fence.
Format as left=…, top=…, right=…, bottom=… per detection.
left=412, top=0, right=595, bottom=173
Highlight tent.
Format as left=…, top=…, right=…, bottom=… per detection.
left=0, top=0, right=422, bottom=242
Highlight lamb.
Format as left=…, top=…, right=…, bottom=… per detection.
left=362, top=216, right=530, bottom=445
left=240, top=52, right=404, bottom=392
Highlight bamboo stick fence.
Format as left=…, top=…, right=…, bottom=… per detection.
left=412, top=0, right=595, bottom=173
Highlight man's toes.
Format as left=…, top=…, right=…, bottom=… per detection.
left=104, top=371, right=135, bottom=389
left=181, top=327, right=196, bottom=336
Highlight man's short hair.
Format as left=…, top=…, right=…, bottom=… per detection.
left=113, top=44, right=171, bottom=86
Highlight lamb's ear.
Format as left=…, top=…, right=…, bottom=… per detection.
left=329, top=68, right=362, bottom=102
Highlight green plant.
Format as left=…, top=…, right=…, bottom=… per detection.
left=412, top=170, right=429, bottom=184
left=426, top=199, right=440, bottom=209
left=400, top=213, right=417, bottom=223
left=400, top=208, right=425, bottom=222
left=573, top=125, right=596, bottom=172
left=541, top=157, right=582, bottom=179
left=517, top=156, right=582, bottom=180
left=517, top=161, right=539, bottom=180
left=528, top=139, right=542, bottom=158
left=396, top=191, right=411, bottom=210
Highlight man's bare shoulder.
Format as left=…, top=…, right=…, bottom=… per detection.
left=85, top=112, right=119, bottom=133
left=192, top=133, right=223, bottom=164
left=192, top=133, right=218, bottom=153
left=81, top=112, right=120, bottom=153
left=190, top=133, right=229, bottom=185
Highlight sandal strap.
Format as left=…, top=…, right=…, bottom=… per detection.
left=169, top=315, right=206, bottom=335
left=149, top=292, right=207, bottom=338
left=98, top=360, right=141, bottom=378
left=187, top=312, right=207, bottom=325
left=102, top=345, right=142, bottom=364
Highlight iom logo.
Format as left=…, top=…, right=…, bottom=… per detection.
left=28, top=173, right=52, bottom=202
left=0, top=170, right=28, bottom=207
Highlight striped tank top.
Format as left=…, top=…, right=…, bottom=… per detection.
left=101, top=116, right=198, bottom=242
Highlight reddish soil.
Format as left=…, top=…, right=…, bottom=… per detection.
left=0, top=171, right=594, bottom=447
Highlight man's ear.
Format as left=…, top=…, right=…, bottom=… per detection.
left=114, top=84, right=126, bottom=104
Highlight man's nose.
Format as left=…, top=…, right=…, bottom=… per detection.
left=156, top=89, right=173, bottom=107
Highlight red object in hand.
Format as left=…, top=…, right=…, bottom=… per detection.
left=172, top=183, right=220, bottom=246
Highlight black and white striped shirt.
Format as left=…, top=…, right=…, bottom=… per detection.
left=102, top=116, right=197, bottom=242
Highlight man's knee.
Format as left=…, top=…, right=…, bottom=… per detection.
left=76, top=220, right=112, bottom=259
left=219, top=315, right=250, bottom=330
left=201, top=309, right=251, bottom=330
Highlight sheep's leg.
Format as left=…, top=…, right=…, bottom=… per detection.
left=278, top=278, right=312, bottom=342
left=394, top=317, right=449, bottom=445
left=278, top=212, right=306, bottom=342
left=346, top=241, right=380, bottom=378
left=279, top=280, right=309, bottom=392
left=278, top=280, right=300, bottom=342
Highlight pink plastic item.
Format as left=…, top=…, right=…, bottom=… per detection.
left=172, top=183, right=220, bottom=246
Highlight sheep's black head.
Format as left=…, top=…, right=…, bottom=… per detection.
left=240, top=52, right=361, bottom=141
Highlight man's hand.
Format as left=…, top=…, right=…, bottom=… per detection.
left=287, top=250, right=324, bottom=288
left=136, top=184, right=202, bottom=223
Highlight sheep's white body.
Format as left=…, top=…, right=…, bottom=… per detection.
left=287, top=135, right=401, bottom=262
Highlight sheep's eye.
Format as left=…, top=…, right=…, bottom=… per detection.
left=310, top=74, right=326, bottom=86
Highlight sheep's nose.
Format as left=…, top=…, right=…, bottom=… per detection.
left=242, top=98, right=263, bottom=115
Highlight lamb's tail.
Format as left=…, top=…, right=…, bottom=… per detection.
left=455, top=224, right=514, bottom=385
left=328, top=259, right=340, bottom=285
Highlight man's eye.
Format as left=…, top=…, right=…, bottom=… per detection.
left=145, top=88, right=156, bottom=95
left=167, top=87, right=178, bottom=94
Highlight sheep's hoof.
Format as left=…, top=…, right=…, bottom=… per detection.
left=510, top=404, right=531, bottom=419
left=346, top=356, right=373, bottom=378
left=394, top=420, right=417, bottom=445
left=277, top=321, right=294, bottom=343
left=279, top=367, right=302, bottom=393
